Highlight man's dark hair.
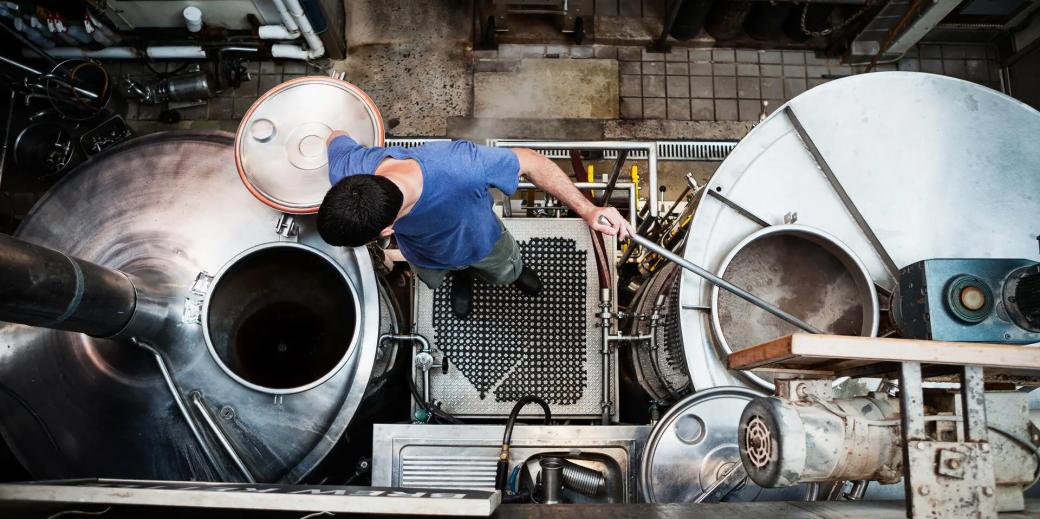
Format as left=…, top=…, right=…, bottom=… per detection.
left=317, top=175, right=404, bottom=247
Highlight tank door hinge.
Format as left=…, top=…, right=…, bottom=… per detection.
left=275, top=213, right=299, bottom=241
left=182, top=271, right=214, bottom=324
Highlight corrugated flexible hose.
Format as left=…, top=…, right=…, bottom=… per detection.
left=560, top=460, right=606, bottom=497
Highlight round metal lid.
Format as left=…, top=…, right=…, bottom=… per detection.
left=640, top=386, right=804, bottom=503
left=235, top=77, right=384, bottom=213
left=678, top=72, right=1040, bottom=393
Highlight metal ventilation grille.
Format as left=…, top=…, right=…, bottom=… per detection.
left=492, top=140, right=737, bottom=161
left=414, top=218, right=615, bottom=418
left=385, top=138, right=451, bottom=148
left=400, top=455, right=499, bottom=490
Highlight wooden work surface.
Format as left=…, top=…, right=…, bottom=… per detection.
left=727, top=334, right=1040, bottom=379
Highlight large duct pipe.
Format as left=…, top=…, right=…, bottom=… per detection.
left=0, top=234, right=160, bottom=338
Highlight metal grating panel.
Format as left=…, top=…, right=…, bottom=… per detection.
left=385, top=138, right=451, bottom=148
left=414, top=218, right=615, bottom=418
left=484, top=139, right=736, bottom=161
left=400, top=455, right=499, bottom=490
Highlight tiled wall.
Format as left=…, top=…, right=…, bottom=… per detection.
left=111, top=42, right=1002, bottom=128
left=610, top=43, right=1001, bottom=121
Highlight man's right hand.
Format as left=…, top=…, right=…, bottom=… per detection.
left=586, top=207, right=634, bottom=240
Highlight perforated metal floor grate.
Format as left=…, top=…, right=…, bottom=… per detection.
left=432, top=237, right=588, bottom=404
left=415, top=219, right=615, bottom=418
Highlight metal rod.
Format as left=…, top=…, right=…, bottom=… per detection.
left=599, top=288, right=613, bottom=425
left=0, top=90, right=15, bottom=189
left=596, top=149, right=629, bottom=206
left=706, top=188, right=770, bottom=228
left=617, top=215, right=657, bottom=266
left=0, top=20, right=59, bottom=68
left=0, top=55, right=100, bottom=99
left=612, top=217, right=824, bottom=334
left=190, top=391, right=256, bottom=483
left=784, top=106, right=899, bottom=280
left=133, top=339, right=229, bottom=481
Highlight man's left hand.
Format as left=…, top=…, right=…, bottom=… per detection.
left=584, top=206, right=634, bottom=240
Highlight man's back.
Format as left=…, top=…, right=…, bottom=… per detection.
left=327, top=137, right=520, bottom=269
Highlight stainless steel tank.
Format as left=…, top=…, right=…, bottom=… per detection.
left=671, top=72, right=1040, bottom=392
left=0, top=129, right=399, bottom=482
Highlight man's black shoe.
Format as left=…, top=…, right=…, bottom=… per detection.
left=513, top=265, right=542, bottom=296
left=451, top=269, right=474, bottom=319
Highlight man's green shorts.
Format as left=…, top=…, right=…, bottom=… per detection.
left=409, top=219, right=524, bottom=289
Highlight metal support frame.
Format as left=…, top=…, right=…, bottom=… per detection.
left=513, top=182, right=638, bottom=229
left=491, top=140, right=660, bottom=218
left=784, top=106, right=900, bottom=281
left=899, top=362, right=998, bottom=518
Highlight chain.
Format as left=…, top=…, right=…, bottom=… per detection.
left=800, top=0, right=879, bottom=38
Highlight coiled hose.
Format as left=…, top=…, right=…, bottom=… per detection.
left=560, top=459, right=606, bottom=497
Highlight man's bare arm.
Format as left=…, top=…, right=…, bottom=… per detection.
left=326, top=130, right=350, bottom=145
left=513, top=148, right=634, bottom=239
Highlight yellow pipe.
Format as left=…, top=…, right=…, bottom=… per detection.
left=586, top=164, right=594, bottom=183
left=630, top=164, right=639, bottom=202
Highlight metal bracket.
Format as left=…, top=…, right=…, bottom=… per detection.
left=275, top=213, right=299, bottom=241
left=900, top=362, right=998, bottom=518
left=182, top=271, right=213, bottom=324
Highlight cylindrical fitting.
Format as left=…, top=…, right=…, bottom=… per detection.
left=738, top=393, right=903, bottom=488
left=183, top=6, right=203, bottom=33
left=540, top=457, right=563, bottom=504
left=0, top=234, right=136, bottom=337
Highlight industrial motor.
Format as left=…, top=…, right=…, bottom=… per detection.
left=738, top=379, right=1040, bottom=510
left=738, top=379, right=903, bottom=488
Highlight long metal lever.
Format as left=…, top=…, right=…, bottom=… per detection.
left=604, top=216, right=823, bottom=334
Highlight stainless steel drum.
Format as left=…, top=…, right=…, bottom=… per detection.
left=711, top=225, right=878, bottom=389
left=0, top=131, right=399, bottom=482
left=639, top=387, right=804, bottom=503
left=235, top=77, right=384, bottom=214
left=678, top=72, right=1040, bottom=391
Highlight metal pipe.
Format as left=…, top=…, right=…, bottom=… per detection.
left=190, top=391, right=256, bottom=483
left=0, top=55, right=99, bottom=99
left=0, top=90, right=14, bottom=189
left=0, top=234, right=137, bottom=337
left=610, top=218, right=824, bottom=334
left=560, top=460, right=606, bottom=497
left=516, top=182, right=638, bottom=228
left=0, top=19, right=58, bottom=68
left=379, top=333, right=432, bottom=404
left=497, top=141, right=659, bottom=217
left=599, top=288, right=613, bottom=424
left=540, top=458, right=563, bottom=504
left=133, top=339, right=230, bottom=481
left=617, top=215, right=656, bottom=266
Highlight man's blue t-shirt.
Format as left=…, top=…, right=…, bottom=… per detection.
left=327, top=136, right=521, bottom=270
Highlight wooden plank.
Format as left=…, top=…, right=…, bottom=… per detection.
left=749, top=367, right=836, bottom=377
left=728, top=334, right=1040, bottom=371
left=727, top=335, right=796, bottom=369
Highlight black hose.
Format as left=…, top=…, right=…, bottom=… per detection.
left=503, top=396, right=552, bottom=446
left=497, top=395, right=552, bottom=490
